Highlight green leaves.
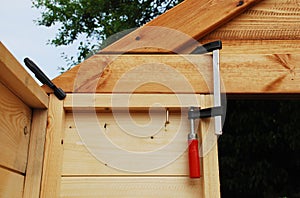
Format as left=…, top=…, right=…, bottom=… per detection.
left=32, top=0, right=183, bottom=69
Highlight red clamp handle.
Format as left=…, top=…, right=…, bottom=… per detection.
left=188, top=139, right=201, bottom=178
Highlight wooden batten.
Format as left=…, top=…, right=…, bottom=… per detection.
left=61, top=177, right=203, bottom=197
left=23, top=109, right=48, bottom=198
left=64, top=93, right=202, bottom=111
left=199, top=95, right=220, bottom=197
left=40, top=94, right=65, bottom=198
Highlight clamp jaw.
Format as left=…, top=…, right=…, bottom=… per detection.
left=188, top=40, right=223, bottom=179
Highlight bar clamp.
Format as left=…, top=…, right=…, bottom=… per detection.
left=187, top=40, right=223, bottom=179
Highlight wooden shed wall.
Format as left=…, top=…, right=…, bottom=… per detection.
left=40, top=94, right=220, bottom=197
left=0, top=42, right=48, bottom=198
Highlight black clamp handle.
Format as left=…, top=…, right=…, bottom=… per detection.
left=191, top=40, right=222, bottom=54
left=24, top=58, right=66, bottom=100
left=188, top=106, right=224, bottom=120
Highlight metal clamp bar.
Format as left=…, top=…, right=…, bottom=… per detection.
left=213, top=49, right=222, bottom=135
left=190, top=40, right=223, bottom=135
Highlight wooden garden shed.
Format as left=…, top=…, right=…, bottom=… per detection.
left=0, top=0, right=299, bottom=197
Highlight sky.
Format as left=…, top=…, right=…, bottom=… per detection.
left=0, top=0, right=79, bottom=81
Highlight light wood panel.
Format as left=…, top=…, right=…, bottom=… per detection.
left=99, top=0, right=262, bottom=53
left=0, top=42, right=48, bottom=108
left=47, top=54, right=212, bottom=93
left=63, top=112, right=191, bottom=176
left=203, top=0, right=300, bottom=40
left=40, top=94, right=65, bottom=198
left=0, top=167, right=24, bottom=198
left=0, top=81, right=31, bottom=173
left=46, top=54, right=300, bottom=94
left=61, top=177, right=202, bottom=198
left=199, top=95, right=220, bottom=198
left=24, top=109, right=48, bottom=198
left=64, top=93, right=202, bottom=111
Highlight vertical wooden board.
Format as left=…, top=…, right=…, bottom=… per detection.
left=40, top=95, right=65, bottom=198
left=24, top=109, right=48, bottom=198
left=199, top=95, right=220, bottom=198
left=0, top=167, right=24, bottom=198
left=0, top=81, right=31, bottom=173
left=61, top=177, right=202, bottom=198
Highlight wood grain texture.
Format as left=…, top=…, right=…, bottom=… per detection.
left=0, top=167, right=24, bottom=198
left=199, top=95, right=220, bottom=198
left=23, top=109, right=48, bottom=198
left=0, top=42, right=48, bottom=108
left=47, top=54, right=212, bottom=93
left=183, top=39, right=300, bottom=54
left=0, top=81, right=31, bottom=173
left=62, top=112, right=191, bottom=176
left=100, top=0, right=262, bottom=53
left=40, top=94, right=65, bottom=198
left=203, top=0, right=300, bottom=40
left=61, top=177, right=202, bottom=198
left=64, top=93, right=202, bottom=111
left=46, top=54, right=300, bottom=94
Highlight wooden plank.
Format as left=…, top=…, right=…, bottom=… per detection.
left=0, top=81, right=31, bottom=173
left=221, top=54, right=300, bottom=94
left=24, top=109, right=48, bottom=198
left=203, top=0, right=300, bottom=40
left=40, top=94, right=65, bottom=198
left=46, top=54, right=300, bottom=94
left=64, top=94, right=202, bottom=111
left=0, top=167, right=24, bottom=198
left=199, top=95, right=220, bottom=198
left=0, top=42, right=48, bottom=108
left=185, top=40, right=300, bottom=55
left=61, top=177, right=202, bottom=198
left=63, top=112, right=193, bottom=176
left=47, top=54, right=212, bottom=93
left=100, top=0, right=262, bottom=53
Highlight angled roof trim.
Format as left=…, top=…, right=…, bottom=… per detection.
left=100, top=0, right=263, bottom=54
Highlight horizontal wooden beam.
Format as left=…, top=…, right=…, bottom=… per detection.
left=99, top=0, right=262, bottom=53
left=184, top=40, right=300, bottom=55
left=47, top=53, right=300, bottom=95
left=64, top=94, right=202, bottom=111
left=61, top=177, right=202, bottom=197
left=0, top=42, right=48, bottom=108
